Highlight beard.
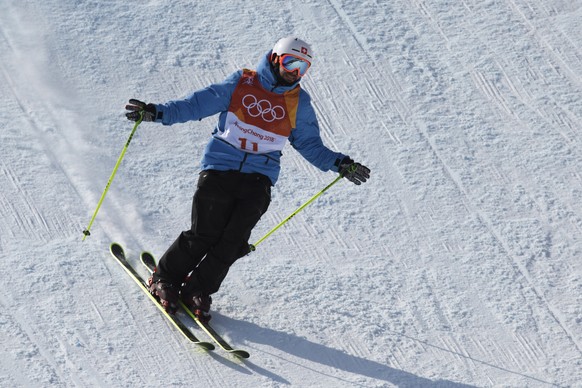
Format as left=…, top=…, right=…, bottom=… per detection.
left=270, top=62, right=299, bottom=86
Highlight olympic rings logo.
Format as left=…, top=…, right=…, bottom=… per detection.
left=242, top=94, right=285, bottom=122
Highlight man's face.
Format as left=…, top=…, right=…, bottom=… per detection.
left=278, top=64, right=301, bottom=84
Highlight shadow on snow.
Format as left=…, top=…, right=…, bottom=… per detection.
left=215, top=314, right=477, bottom=387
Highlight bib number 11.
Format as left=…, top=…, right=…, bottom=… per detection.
left=239, top=137, right=259, bottom=153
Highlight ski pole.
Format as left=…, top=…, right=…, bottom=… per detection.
left=249, top=174, right=343, bottom=251
left=82, top=113, right=143, bottom=240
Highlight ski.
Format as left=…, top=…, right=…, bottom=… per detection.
left=140, top=250, right=250, bottom=359
left=108, top=243, right=215, bottom=351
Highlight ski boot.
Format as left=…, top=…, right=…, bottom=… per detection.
left=147, top=276, right=179, bottom=314
left=182, top=292, right=212, bottom=322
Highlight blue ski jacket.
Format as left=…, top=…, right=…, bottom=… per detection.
left=153, top=51, right=346, bottom=185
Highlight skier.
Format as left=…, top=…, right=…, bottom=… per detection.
left=125, top=37, right=370, bottom=321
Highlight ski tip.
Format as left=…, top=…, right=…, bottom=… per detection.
left=110, top=242, right=124, bottom=256
left=197, top=342, right=216, bottom=351
left=140, top=251, right=157, bottom=271
left=231, top=350, right=250, bottom=359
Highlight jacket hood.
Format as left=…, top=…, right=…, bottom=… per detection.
left=256, top=50, right=301, bottom=94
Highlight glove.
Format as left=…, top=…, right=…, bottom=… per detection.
left=125, top=99, right=158, bottom=122
left=338, top=156, right=370, bottom=185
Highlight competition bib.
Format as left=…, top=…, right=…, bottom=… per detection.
left=217, top=69, right=300, bottom=154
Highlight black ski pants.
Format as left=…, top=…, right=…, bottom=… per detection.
left=155, top=170, right=271, bottom=295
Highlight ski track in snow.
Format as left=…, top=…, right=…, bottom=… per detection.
left=1, top=0, right=581, bottom=387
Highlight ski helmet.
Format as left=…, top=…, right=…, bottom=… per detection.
left=272, top=37, right=314, bottom=63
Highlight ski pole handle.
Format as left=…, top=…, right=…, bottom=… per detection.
left=249, top=175, right=343, bottom=251
left=82, top=113, right=143, bottom=240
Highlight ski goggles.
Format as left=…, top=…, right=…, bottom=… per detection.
left=280, top=54, right=311, bottom=76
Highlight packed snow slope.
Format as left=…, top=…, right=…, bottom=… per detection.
left=1, top=0, right=581, bottom=387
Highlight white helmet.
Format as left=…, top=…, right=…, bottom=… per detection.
left=272, top=37, right=313, bottom=63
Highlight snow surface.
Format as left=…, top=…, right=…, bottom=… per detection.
left=1, top=0, right=581, bottom=387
